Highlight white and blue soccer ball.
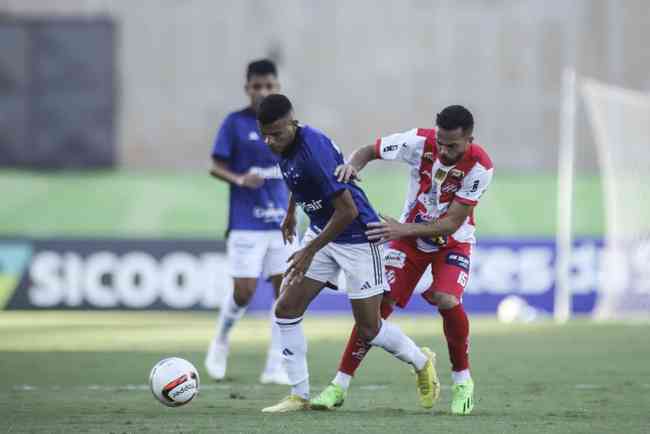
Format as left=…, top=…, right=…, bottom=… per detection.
left=149, top=357, right=200, bottom=407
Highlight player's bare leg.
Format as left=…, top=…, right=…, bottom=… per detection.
left=312, top=293, right=437, bottom=410
left=424, top=291, right=474, bottom=415
left=351, top=294, right=437, bottom=409
left=329, top=296, right=395, bottom=392
left=262, top=276, right=324, bottom=413
left=322, top=248, right=431, bottom=405
left=311, top=295, right=394, bottom=410
left=205, top=277, right=257, bottom=380
left=259, top=274, right=290, bottom=385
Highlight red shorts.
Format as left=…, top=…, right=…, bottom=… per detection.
left=383, top=239, right=471, bottom=308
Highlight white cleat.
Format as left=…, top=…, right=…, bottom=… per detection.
left=204, top=340, right=228, bottom=381
left=259, top=368, right=291, bottom=385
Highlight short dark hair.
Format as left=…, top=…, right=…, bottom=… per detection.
left=436, top=105, right=474, bottom=133
left=246, top=59, right=277, bottom=81
left=257, top=94, right=293, bottom=125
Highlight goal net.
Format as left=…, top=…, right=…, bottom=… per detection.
left=557, top=72, right=650, bottom=321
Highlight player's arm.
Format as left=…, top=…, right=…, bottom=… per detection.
left=334, top=145, right=378, bottom=182
left=209, top=159, right=243, bottom=186
left=209, top=115, right=264, bottom=188
left=281, top=192, right=298, bottom=244
left=366, top=201, right=472, bottom=242
left=367, top=160, right=493, bottom=242
left=285, top=190, right=358, bottom=284
left=336, top=129, right=421, bottom=182
left=209, top=159, right=264, bottom=188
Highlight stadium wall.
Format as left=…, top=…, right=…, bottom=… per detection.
left=2, top=0, right=649, bottom=170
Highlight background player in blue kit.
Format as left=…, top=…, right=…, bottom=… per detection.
left=256, top=94, right=438, bottom=413
left=205, top=60, right=294, bottom=385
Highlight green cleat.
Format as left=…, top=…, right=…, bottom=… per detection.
left=310, top=383, right=346, bottom=410
left=451, top=378, right=474, bottom=415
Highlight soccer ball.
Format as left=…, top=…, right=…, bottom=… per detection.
left=149, top=357, right=200, bottom=407
left=497, top=295, right=539, bottom=324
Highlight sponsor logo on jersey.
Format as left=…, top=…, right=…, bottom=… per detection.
left=383, top=144, right=399, bottom=153
left=281, top=167, right=301, bottom=182
left=434, top=168, right=449, bottom=183
left=248, top=131, right=260, bottom=141
left=386, top=269, right=396, bottom=285
left=385, top=249, right=407, bottom=269
left=252, top=203, right=286, bottom=223
left=423, top=152, right=435, bottom=161
left=298, top=199, right=324, bottom=213
left=441, top=183, right=460, bottom=193
left=360, top=281, right=372, bottom=291
left=450, top=169, right=465, bottom=179
left=250, top=165, right=283, bottom=180
left=446, top=253, right=470, bottom=271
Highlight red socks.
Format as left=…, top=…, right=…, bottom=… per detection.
left=439, top=303, right=470, bottom=371
left=338, top=299, right=394, bottom=376
left=338, top=299, right=470, bottom=376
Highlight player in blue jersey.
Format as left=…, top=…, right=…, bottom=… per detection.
left=256, top=94, right=437, bottom=413
left=205, top=60, right=294, bottom=385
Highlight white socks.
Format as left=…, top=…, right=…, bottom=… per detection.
left=452, top=369, right=472, bottom=384
left=263, top=311, right=284, bottom=373
left=276, top=316, right=309, bottom=399
left=215, top=292, right=246, bottom=345
left=369, top=320, right=428, bottom=371
left=333, top=371, right=352, bottom=390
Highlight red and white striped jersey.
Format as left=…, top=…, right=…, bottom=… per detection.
left=375, top=127, right=494, bottom=252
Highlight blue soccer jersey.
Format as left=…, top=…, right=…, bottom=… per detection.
left=279, top=125, right=379, bottom=244
left=212, top=108, right=290, bottom=231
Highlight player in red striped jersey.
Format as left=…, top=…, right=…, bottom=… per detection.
left=311, top=105, right=494, bottom=415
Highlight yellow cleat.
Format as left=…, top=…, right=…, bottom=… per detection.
left=261, top=395, right=309, bottom=413
left=415, top=347, right=441, bottom=409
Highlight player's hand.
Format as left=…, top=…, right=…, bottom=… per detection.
left=334, top=164, right=361, bottom=183
left=281, top=212, right=297, bottom=245
left=284, top=246, right=316, bottom=286
left=365, top=214, right=407, bottom=242
left=238, top=171, right=265, bottom=189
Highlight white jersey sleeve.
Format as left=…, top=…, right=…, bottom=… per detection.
left=455, top=161, right=494, bottom=205
left=374, top=128, right=425, bottom=167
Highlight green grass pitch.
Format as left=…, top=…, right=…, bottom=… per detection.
left=1, top=312, right=648, bottom=433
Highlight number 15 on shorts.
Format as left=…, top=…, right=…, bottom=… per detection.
left=457, top=271, right=469, bottom=288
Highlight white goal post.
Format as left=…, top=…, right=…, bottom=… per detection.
left=556, top=69, right=650, bottom=321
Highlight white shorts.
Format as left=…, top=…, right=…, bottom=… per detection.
left=227, top=230, right=297, bottom=279
left=302, top=229, right=388, bottom=300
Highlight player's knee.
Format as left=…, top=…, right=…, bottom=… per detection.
left=356, top=322, right=380, bottom=342
left=380, top=297, right=395, bottom=319
left=274, top=297, right=303, bottom=320
left=233, top=282, right=256, bottom=307
left=269, top=274, right=284, bottom=298
left=429, top=291, right=459, bottom=310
